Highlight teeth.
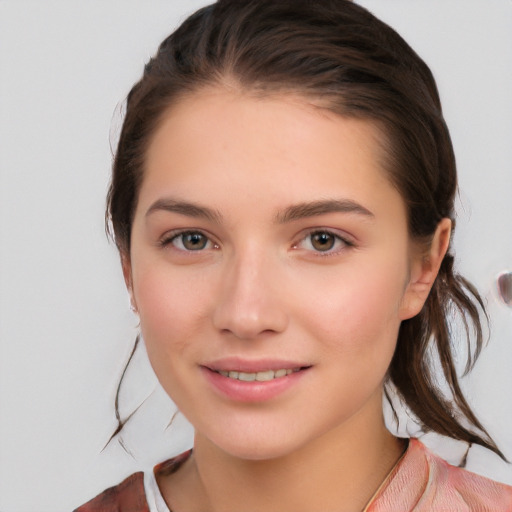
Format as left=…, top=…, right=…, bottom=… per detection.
left=239, top=372, right=256, bottom=382
left=255, top=370, right=274, bottom=381
left=217, top=368, right=298, bottom=381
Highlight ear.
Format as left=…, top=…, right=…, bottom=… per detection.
left=121, top=253, right=137, bottom=313
left=399, top=218, right=451, bottom=320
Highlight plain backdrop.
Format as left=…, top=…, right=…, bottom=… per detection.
left=0, top=1, right=511, bottom=511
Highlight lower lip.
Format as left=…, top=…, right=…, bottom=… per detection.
left=201, top=367, right=308, bottom=403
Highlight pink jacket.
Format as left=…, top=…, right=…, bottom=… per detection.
left=75, top=439, right=512, bottom=511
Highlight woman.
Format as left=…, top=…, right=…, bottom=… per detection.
left=76, top=0, right=512, bottom=510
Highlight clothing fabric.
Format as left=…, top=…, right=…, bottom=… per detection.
left=74, top=439, right=512, bottom=512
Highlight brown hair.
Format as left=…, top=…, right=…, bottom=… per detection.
left=107, top=0, right=504, bottom=459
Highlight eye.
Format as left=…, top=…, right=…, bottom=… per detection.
left=162, top=231, right=216, bottom=251
left=310, top=232, right=337, bottom=251
left=294, top=230, right=352, bottom=254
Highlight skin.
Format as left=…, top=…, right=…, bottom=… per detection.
left=124, top=87, right=451, bottom=512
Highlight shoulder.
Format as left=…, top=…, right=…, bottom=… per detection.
left=73, top=450, right=192, bottom=512
left=73, top=472, right=149, bottom=512
left=420, top=442, right=512, bottom=510
left=370, top=438, right=512, bottom=512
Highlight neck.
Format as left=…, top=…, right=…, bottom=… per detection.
left=159, top=401, right=406, bottom=512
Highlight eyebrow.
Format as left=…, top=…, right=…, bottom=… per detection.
left=145, top=198, right=223, bottom=223
left=275, top=199, right=374, bottom=223
left=145, top=197, right=374, bottom=224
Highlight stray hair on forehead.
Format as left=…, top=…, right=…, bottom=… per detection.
left=105, top=0, right=505, bottom=461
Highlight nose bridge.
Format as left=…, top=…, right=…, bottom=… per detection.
left=213, top=243, right=287, bottom=339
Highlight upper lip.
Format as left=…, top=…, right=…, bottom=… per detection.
left=202, top=357, right=311, bottom=373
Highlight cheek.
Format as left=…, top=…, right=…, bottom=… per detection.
left=133, top=266, right=216, bottom=413
left=295, top=259, right=407, bottom=357
left=133, top=264, right=213, bottom=364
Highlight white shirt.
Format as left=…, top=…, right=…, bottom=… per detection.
left=144, top=470, right=171, bottom=512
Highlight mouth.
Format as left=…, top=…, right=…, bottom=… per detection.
left=214, top=368, right=303, bottom=382
left=202, top=362, right=311, bottom=402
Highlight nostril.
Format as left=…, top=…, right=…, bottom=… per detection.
left=497, top=271, right=512, bottom=306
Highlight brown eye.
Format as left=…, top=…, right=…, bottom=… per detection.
left=168, top=231, right=212, bottom=251
left=293, top=229, right=351, bottom=255
left=310, top=232, right=336, bottom=251
left=181, top=232, right=208, bottom=250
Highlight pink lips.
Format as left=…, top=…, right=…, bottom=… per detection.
left=201, top=358, right=310, bottom=403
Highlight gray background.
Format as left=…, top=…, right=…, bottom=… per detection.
left=1, top=1, right=511, bottom=510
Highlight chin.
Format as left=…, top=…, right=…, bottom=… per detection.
left=200, top=425, right=304, bottom=461
left=219, top=441, right=296, bottom=461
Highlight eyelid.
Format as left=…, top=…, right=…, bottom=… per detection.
left=157, top=227, right=354, bottom=255
left=159, top=228, right=219, bottom=251
left=292, top=228, right=355, bottom=255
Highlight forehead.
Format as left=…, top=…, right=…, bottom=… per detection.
left=139, top=87, right=405, bottom=222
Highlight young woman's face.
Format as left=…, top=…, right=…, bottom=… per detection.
left=127, top=88, right=422, bottom=460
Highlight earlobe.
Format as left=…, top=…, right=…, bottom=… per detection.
left=399, top=218, right=452, bottom=320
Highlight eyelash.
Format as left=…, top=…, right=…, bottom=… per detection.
left=159, top=229, right=354, bottom=256
left=159, top=230, right=219, bottom=252
left=292, top=229, right=354, bottom=257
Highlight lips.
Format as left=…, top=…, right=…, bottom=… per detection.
left=216, top=368, right=300, bottom=382
left=203, top=357, right=310, bottom=373
left=201, top=359, right=311, bottom=402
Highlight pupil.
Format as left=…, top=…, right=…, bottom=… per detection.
left=312, top=232, right=334, bottom=251
left=183, top=233, right=206, bottom=250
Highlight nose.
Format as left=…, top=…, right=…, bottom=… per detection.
left=212, top=248, right=289, bottom=340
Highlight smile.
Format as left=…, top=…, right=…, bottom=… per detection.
left=203, top=363, right=310, bottom=402
left=216, top=368, right=300, bottom=382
